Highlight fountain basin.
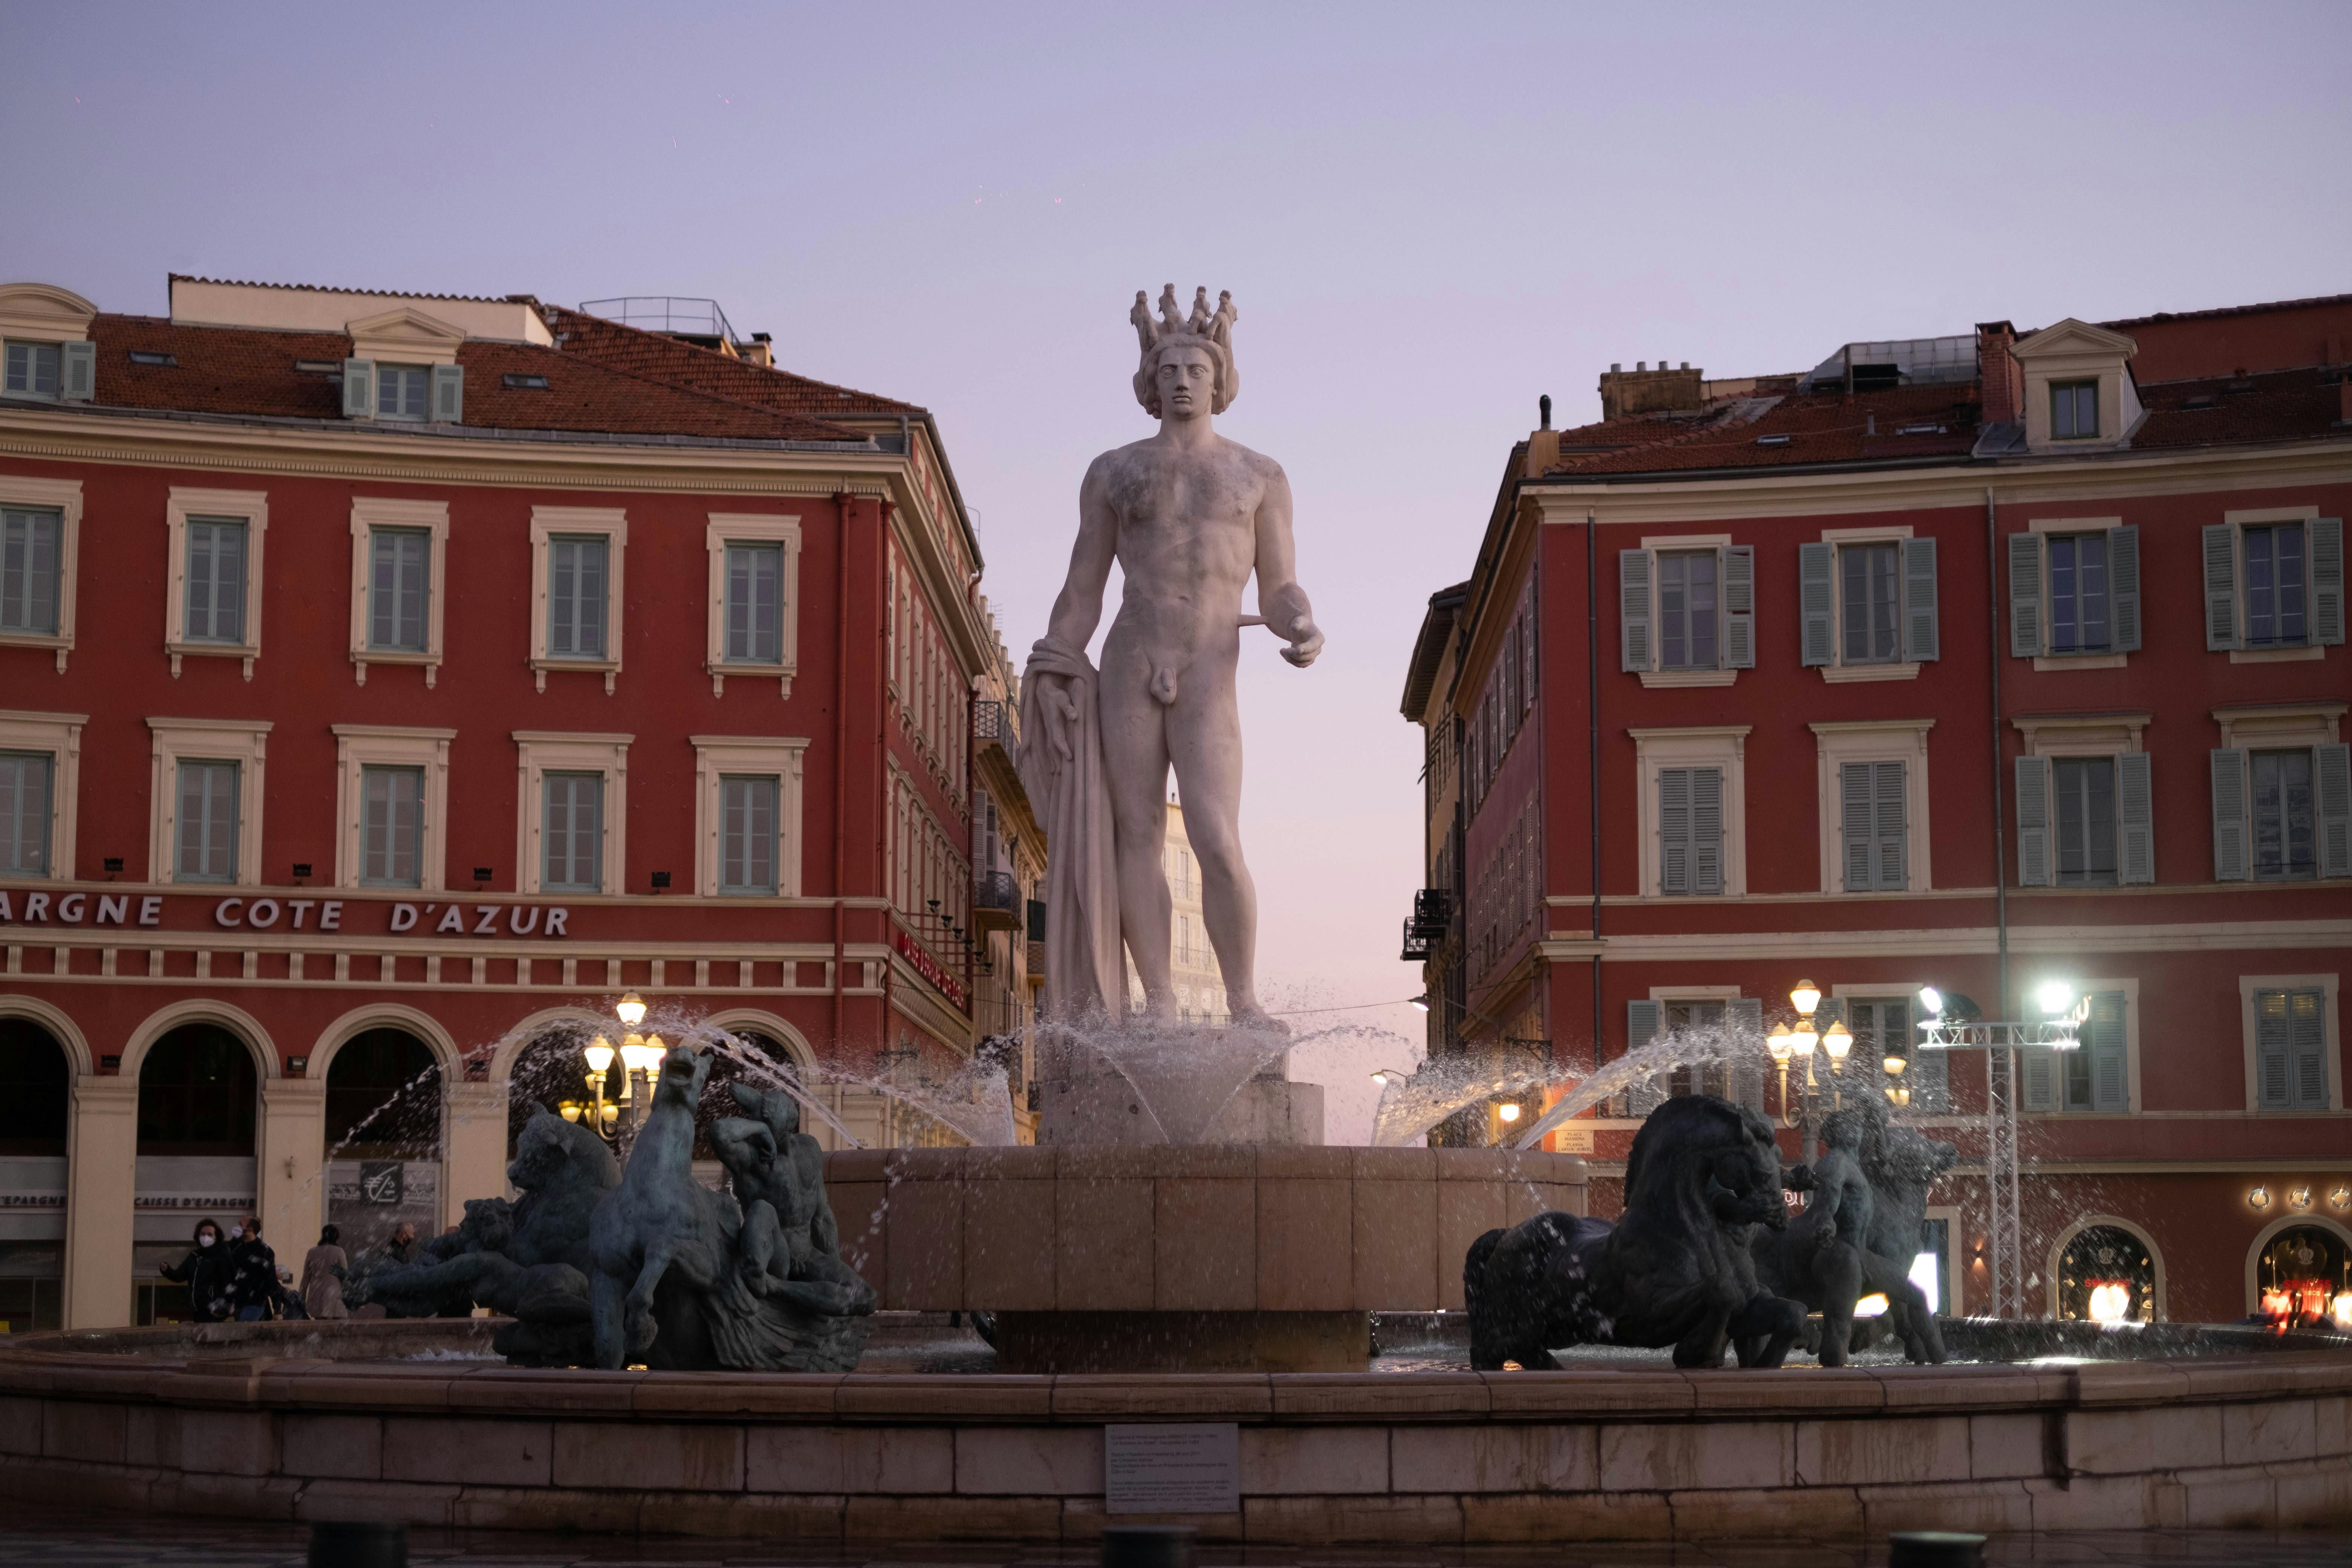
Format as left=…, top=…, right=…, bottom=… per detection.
left=2, top=1319, right=2348, bottom=1544
left=824, top=1146, right=1588, bottom=1371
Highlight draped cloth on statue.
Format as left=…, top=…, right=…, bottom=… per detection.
left=1018, top=634, right=1124, bottom=1021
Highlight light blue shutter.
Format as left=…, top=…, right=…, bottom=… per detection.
left=342, top=359, right=375, bottom=419
left=0, top=753, right=52, bottom=874
left=1840, top=762, right=1873, bottom=891
left=1799, top=542, right=1834, bottom=666
left=1691, top=766, right=1725, bottom=895
left=1902, top=537, right=1939, bottom=661
left=2311, top=518, right=2344, bottom=646
left=2255, top=991, right=2292, bottom=1109
left=2116, top=750, right=2154, bottom=885
left=2021, top=1047, right=2058, bottom=1113
left=1727, top=997, right=1764, bottom=1112
left=2109, top=526, right=2142, bottom=652
left=2086, top=991, right=2128, bottom=1112
left=1723, top=545, right=1755, bottom=668
left=59, top=341, right=95, bottom=401
left=2203, top=524, right=2239, bottom=649
left=2317, top=743, right=2351, bottom=878
left=430, top=363, right=464, bottom=424
left=1873, top=760, right=1906, bottom=889
left=2211, top=749, right=2249, bottom=881
left=1658, top=766, right=1691, bottom=894
left=2290, top=991, right=2328, bottom=1109
left=2007, top=532, right=2044, bottom=657
left=1619, top=549, right=1653, bottom=672
left=1626, top=999, right=1663, bottom=1116
left=2015, top=755, right=2052, bottom=887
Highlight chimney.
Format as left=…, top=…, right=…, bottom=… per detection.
left=1525, top=394, right=1560, bottom=477
left=1598, top=361, right=1705, bottom=421
left=1977, top=321, right=2021, bottom=426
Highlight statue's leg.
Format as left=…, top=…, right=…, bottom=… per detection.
left=1726, top=1295, right=1807, bottom=1369
left=1164, top=645, right=1262, bottom=1021
left=1672, top=1306, right=1733, bottom=1368
left=624, top=1241, right=677, bottom=1354
left=1813, top=1244, right=1862, bottom=1368
left=738, top=1199, right=782, bottom=1296
left=590, top=1265, right=628, bottom=1370
left=1097, top=640, right=1176, bottom=1018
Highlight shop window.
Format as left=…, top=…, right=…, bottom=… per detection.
left=2056, top=1224, right=2155, bottom=1322
left=2255, top=1225, right=2348, bottom=1324
left=325, top=1029, right=442, bottom=1258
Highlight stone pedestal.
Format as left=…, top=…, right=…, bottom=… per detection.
left=1034, top=1026, right=1325, bottom=1146
left=992, top=1309, right=1366, bottom=1372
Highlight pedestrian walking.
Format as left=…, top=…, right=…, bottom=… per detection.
left=302, top=1225, right=349, bottom=1320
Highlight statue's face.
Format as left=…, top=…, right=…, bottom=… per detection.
left=1156, top=345, right=1216, bottom=418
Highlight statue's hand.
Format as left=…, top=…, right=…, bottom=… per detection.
left=1280, top=614, right=1325, bottom=668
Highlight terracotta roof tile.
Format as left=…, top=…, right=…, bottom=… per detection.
left=80, top=315, right=872, bottom=442
left=1545, top=384, right=1980, bottom=476
left=542, top=305, right=923, bottom=419
left=2130, top=366, right=2348, bottom=450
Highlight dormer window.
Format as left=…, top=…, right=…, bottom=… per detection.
left=377, top=363, right=430, bottom=421
left=2050, top=380, right=2099, bottom=439
left=5, top=341, right=61, bottom=399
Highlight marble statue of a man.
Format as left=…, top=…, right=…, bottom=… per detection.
left=1019, top=286, right=1321, bottom=1032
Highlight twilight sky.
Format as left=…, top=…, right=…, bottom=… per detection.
left=5, top=2, right=2349, bottom=1138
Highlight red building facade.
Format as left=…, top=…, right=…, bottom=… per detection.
left=1407, top=292, right=2352, bottom=1325
left=0, top=277, right=1025, bottom=1330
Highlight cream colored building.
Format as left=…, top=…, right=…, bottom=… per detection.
left=1125, top=799, right=1228, bottom=1026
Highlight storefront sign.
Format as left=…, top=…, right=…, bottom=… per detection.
left=0, top=890, right=570, bottom=937
left=893, top=928, right=969, bottom=1011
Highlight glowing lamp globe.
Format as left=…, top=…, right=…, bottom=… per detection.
left=1498, top=1102, right=1522, bottom=1124
left=583, top=1036, right=616, bottom=1075
left=1789, top=980, right=1822, bottom=1017
left=1822, top=1020, right=1854, bottom=1061
left=616, top=992, right=648, bottom=1027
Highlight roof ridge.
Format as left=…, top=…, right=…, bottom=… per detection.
left=2102, top=291, right=2352, bottom=329
left=543, top=305, right=923, bottom=414
left=168, top=273, right=526, bottom=306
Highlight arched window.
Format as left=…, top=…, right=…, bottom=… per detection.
left=2055, top=1223, right=2158, bottom=1324
left=2256, top=1224, right=2349, bottom=1323
left=326, top=1030, right=442, bottom=1158
left=507, top=1024, right=601, bottom=1156
left=0, top=1018, right=70, bottom=1155
left=137, top=1024, right=257, bottom=1155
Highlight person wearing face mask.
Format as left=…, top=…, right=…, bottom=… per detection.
left=225, top=1215, right=280, bottom=1322
left=159, top=1218, right=233, bottom=1323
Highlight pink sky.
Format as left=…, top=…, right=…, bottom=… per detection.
left=6, top=1, right=2347, bottom=1139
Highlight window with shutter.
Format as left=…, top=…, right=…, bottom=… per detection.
left=720, top=775, right=778, bottom=894
left=2116, top=750, right=2154, bottom=885
left=2254, top=988, right=2328, bottom=1111
left=541, top=773, right=604, bottom=892
left=60, top=340, right=95, bottom=402
left=2212, top=748, right=2251, bottom=881
left=360, top=766, right=423, bottom=887
left=726, top=544, right=783, bottom=664
left=1690, top=767, right=1724, bottom=895
left=2007, top=532, right=2044, bottom=657
left=2109, top=525, right=2142, bottom=651
left=547, top=537, right=608, bottom=659
left=2082, top=991, right=2127, bottom=1112
left=183, top=518, right=247, bottom=644
left=2245, top=524, right=2309, bottom=646
left=1619, top=549, right=1652, bottom=672
left=0, top=750, right=52, bottom=875
left=1722, top=545, right=1755, bottom=668
left=2015, top=755, right=2053, bottom=887
left=1658, top=767, right=1692, bottom=894
left=1839, top=760, right=1906, bottom=892
left=175, top=760, right=239, bottom=883
left=1902, top=537, right=1938, bottom=662
left=2318, top=743, right=2352, bottom=879
left=2048, top=534, right=2109, bottom=653
left=0, top=507, right=60, bottom=634
left=376, top=364, right=429, bottom=422
left=429, top=363, right=464, bottom=424
left=368, top=529, right=430, bottom=652
left=2021, top=1047, right=2059, bottom=1113
left=341, top=358, right=376, bottom=419
left=2202, top=523, right=2239, bottom=649
left=1658, top=550, right=1718, bottom=670
left=1799, top=542, right=1834, bottom=666
left=2251, top=749, right=2317, bottom=881
left=3, top=341, right=62, bottom=400
left=1841, top=542, right=1902, bottom=663
left=2053, top=757, right=2118, bottom=887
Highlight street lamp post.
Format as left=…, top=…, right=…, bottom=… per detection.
left=556, top=993, right=666, bottom=1155
left=1769, top=980, right=1854, bottom=1164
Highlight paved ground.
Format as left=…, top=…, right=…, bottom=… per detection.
left=1, top=1508, right=2349, bottom=1568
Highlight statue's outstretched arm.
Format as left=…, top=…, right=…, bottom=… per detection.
left=1251, top=464, right=1321, bottom=666
left=1041, top=458, right=1118, bottom=653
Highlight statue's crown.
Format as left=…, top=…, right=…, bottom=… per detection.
left=1129, top=284, right=1239, bottom=415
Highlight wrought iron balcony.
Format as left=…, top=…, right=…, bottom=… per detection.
left=972, top=869, right=1020, bottom=933
left=1401, top=918, right=1435, bottom=963
left=972, top=700, right=1006, bottom=741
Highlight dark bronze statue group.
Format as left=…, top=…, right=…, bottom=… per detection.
left=343, top=1040, right=874, bottom=1372
left=1465, top=1091, right=1957, bottom=1370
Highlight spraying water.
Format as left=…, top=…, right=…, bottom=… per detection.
left=1510, top=1017, right=1772, bottom=1150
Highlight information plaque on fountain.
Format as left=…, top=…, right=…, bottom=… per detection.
left=1103, top=1422, right=1240, bottom=1513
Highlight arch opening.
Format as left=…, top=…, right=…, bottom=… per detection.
left=133, top=1023, right=261, bottom=1325
left=2256, top=1223, right=2350, bottom=1326
left=2055, top=1222, right=2159, bottom=1325
left=325, top=1029, right=444, bottom=1258
left=0, top=1018, right=70, bottom=1332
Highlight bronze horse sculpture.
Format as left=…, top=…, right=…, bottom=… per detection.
left=1464, top=1095, right=1808, bottom=1369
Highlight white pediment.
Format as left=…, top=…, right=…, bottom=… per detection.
left=345, top=305, right=468, bottom=366
left=2012, top=317, right=2139, bottom=361
left=0, top=282, right=99, bottom=343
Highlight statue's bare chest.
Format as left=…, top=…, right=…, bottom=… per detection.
left=1104, top=449, right=1260, bottom=531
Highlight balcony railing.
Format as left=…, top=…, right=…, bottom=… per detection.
left=973, top=869, right=1020, bottom=933
left=973, top=700, right=1006, bottom=741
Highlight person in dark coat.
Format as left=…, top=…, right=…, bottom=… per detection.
left=159, top=1217, right=233, bottom=1322
left=225, top=1215, right=280, bottom=1321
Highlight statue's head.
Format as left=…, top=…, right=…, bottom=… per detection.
left=1131, top=284, right=1239, bottom=418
